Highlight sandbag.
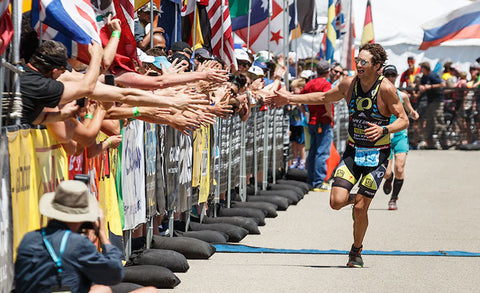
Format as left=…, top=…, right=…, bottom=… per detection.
left=189, top=222, right=249, bottom=242
left=110, top=282, right=144, bottom=293
left=123, top=265, right=180, bottom=289
left=268, top=184, right=306, bottom=197
left=217, top=207, right=266, bottom=226
left=203, top=216, right=260, bottom=234
left=286, top=168, right=308, bottom=183
left=126, top=249, right=189, bottom=273
left=247, top=195, right=289, bottom=210
left=276, top=179, right=311, bottom=193
left=231, top=201, right=278, bottom=218
left=174, top=230, right=228, bottom=244
left=256, top=190, right=300, bottom=204
left=458, top=143, right=480, bottom=151
left=151, top=235, right=215, bottom=259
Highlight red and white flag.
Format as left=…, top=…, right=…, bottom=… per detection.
left=206, top=0, right=236, bottom=68
left=0, top=0, right=13, bottom=55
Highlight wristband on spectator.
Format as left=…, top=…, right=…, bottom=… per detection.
left=132, top=106, right=141, bottom=117
left=111, top=31, right=121, bottom=39
left=106, top=138, right=112, bottom=148
left=84, top=114, right=93, bottom=119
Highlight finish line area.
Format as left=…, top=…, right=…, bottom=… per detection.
left=213, top=244, right=480, bottom=257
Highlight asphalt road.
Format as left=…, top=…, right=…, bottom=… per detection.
left=174, top=150, right=480, bottom=292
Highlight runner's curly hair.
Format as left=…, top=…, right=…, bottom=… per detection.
left=359, top=43, right=387, bottom=67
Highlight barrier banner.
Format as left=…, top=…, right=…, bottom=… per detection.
left=164, top=126, right=179, bottom=211
left=8, top=128, right=40, bottom=257
left=219, top=117, right=231, bottom=194
left=192, top=125, right=210, bottom=204
left=96, top=133, right=124, bottom=252
left=155, top=125, right=166, bottom=215
left=144, top=123, right=158, bottom=218
left=122, top=120, right=146, bottom=230
left=0, top=128, right=13, bottom=292
left=178, top=131, right=192, bottom=212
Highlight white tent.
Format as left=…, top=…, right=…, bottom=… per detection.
left=296, top=0, right=479, bottom=83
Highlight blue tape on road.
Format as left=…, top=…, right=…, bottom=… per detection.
left=213, top=244, right=480, bottom=257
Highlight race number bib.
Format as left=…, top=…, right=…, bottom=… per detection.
left=354, top=147, right=380, bottom=167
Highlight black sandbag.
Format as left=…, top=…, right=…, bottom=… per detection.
left=276, top=179, right=311, bottom=193
left=247, top=195, right=289, bottom=210
left=231, top=201, right=278, bottom=218
left=151, top=235, right=215, bottom=259
left=203, top=216, right=261, bottom=234
left=110, top=282, right=144, bottom=293
left=126, top=249, right=189, bottom=273
left=217, top=207, right=266, bottom=226
left=175, top=230, right=228, bottom=244
left=189, top=222, right=249, bottom=242
left=246, top=185, right=255, bottom=195
left=123, top=265, right=180, bottom=289
left=286, top=168, right=308, bottom=183
left=268, top=183, right=306, bottom=197
left=256, top=190, right=300, bottom=204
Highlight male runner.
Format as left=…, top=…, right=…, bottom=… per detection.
left=265, top=43, right=409, bottom=267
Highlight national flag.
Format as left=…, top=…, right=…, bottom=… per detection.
left=324, top=0, right=336, bottom=63
left=229, top=0, right=268, bottom=31
left=360, top=0, right=374, bottom=46
left=297, top=0, right=316, bottom=33
left=181, top=0, right=211, bottom=50
left=135, top=0, right=161, bottom=11
left=31, top=0, right=101, bottom=63
left=340, top=0, right=355, bottom=71
left=0, top=0, right=13, bottom=55
left=233, top=0, right=295, bottom=55
left=317, top=31, right=326, bottom=60
left=206, top=0, right=236, bottom=68
left=419, top=2, right=480, bottom=50
left=157, top=0, right=182, bottom=50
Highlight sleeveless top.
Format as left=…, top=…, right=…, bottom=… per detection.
left=347, top=75, right=391, bottom=148
left=390, top=89, right=408, bottom=137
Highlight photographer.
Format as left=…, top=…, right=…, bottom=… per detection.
left=14, top=180, right=124, bottom=293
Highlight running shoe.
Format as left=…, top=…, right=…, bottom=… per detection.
left=388, top=199, right=398, bottom=210
left=298, top=161, right=306, bottom=170
left=312, top=182, right=329, bottom=192
left=346, top=244, right=364, bottom=268
left=288, top=161, right=298, bottom=169
left=383, top=177, right=393, bottom=194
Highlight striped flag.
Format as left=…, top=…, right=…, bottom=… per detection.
left=340, top=0, right=355, bottom=70
left=324, top=0, right=336, bottom=63
left=0, top=0, right=13, bottom=55
left=206, top=0, right=236, bottom=68
left=360, top=0, right=374, bottom=46
left=419, top=2, right=480, bottom=50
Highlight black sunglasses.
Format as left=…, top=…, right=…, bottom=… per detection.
left=355, top=57, right=370, bottom=66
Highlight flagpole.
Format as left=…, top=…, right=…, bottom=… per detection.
left=263, top=0, right=273, bottom=190
left=294, top=0, right=298, bottom=78
left=192, top=0, right=198, bottom=70
left=246, top=0, right=252, bottom=50
left=175, top=2, right=179, bottom=42
left=221, top=0, right=225, bottom=58
left=150, top=0, right=154, bottom=49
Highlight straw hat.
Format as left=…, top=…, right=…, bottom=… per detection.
left=39, top=180, right=99, bottom=223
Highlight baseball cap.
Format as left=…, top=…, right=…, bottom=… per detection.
left=152, top=56, right=171, bottom=70
left=470, top=62, right=480, bottom=70
left=383, top=65, right=398, bottom=76
left=248, top=65, right=265, bottom=77
left=139, top=3, right=159, bottom=13
left=170, top=41, right=193, bottom=56
left=316, top=60, right=330, bottom=75
left=194, top=48, right=213, bottom=60
left=235, top=49, right=250, bottom=62
left=255, top=50, right=273, bottom=63
left=300, top=69, right=314, bottom=80
left=137, top=48, right=155, bottom=63
left=253, top=60, right=267, bottom=69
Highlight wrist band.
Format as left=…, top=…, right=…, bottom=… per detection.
left=85, top=114, right=93, bottom=119
left=106, top=138, right=112, bottom=147
left=132, top=106, right=141, bottom=117
left=111, top=30, right=121, bottom=39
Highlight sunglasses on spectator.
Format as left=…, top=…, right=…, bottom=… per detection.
left=332, top=69, right=343, bottom=75
left=355, top=57, right=370, bottom=66
left=238, top=61, right=251, bottom=67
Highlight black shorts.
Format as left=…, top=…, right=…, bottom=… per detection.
left=290, top=125, right=305, bottom=144
left=331, top=145, right=390, bottom=198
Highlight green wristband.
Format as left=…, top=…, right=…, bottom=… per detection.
left=106, top=138, right=112, bottom=147
left=132, top=106, right=141, bottom=117
left=84, top=114, right=93, bottom=119
left=111, top=30, right=121, bottom=39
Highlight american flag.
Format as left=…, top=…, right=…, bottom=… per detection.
left=206, top=0, right=236, bottom=68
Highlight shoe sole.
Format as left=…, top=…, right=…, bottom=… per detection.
left=346, top=263, right=363, bottom=268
